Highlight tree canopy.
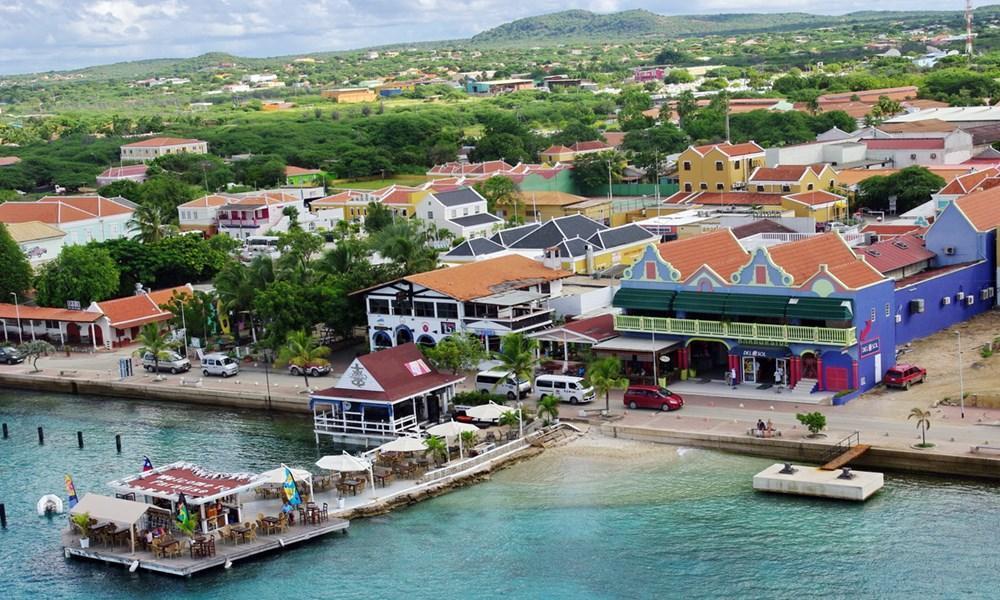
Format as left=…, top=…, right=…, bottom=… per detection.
left=0, top=223, right=32, bottom=299
left=35, top=245, right=120, bottom=307
left=857, top=166, right=946, bottom=214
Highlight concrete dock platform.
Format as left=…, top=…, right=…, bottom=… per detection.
left=753, top=463, right=884, bottom=501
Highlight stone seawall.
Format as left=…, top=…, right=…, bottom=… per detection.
left=601, top=423, right=1000, bottom=481
left=0, top=372, right=309, bottom=414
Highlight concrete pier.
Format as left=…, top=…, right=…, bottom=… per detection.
left=753, top=464, right=884, bottom=501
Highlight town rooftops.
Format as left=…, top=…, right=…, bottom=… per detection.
left=522, top=191, right=587, bottom=206
left=730, top=219, right=797, bottom=239
left=767, top=233, right=884, bottom=289
left=2, top=220, right=66, bottom=242
left=443, top=237, right=506, bottom=258
left=95, top=284, right=192, bottom=329
left=570, top=140, right=611, bottom=152
left=952, top=185, right=1000, bottom=232
left=285, top=166, right=323, bottom=176
left=857, top=233, right=934, bottom=274
left=860, top=223, right=926, bottom=238
left=0, top=303, right=100, bottom=323
left=98, top=164, right=149, bottom=178
left=449, top=213, right=503, bottom=227
left=818, top=86, right=917, bottom=104
left=507, top=215, right=607, bottom=249
left=782, top=190, right=846, bottom=207
left=404, top=255, right=571, bottom=302
left=587, top=223, right=656, bottom=249
left=542, top=145, right=573, bottom=154
left=434, top=188, right=484, bottom=207
left=120, top=136, right=205, bottom=148
left=877, top=119, right=957, bottom=134
left=937, top=167, right=1000, bottom=195
left=886, top=106, right=1000, bottom=123
left=669, top=191, right=784, bottom=206
left=658, top=229, right=749, bottom=280
left=749, top=165, right=825, bottom=183
left=690, top=142, right=765, bottom=157
left=312, top=343, right=464, bottom=403
left=0, top=195, right=134, bottom=224
left=863, top=138, right=945, bottom=150
left=177, top=194, right=232, bottom=209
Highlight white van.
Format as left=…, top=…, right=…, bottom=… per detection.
left=201, top=353, right=240, bottom=378
left=534, top=375, right=595, bottom=405
left=475, top=370, right=532, bottom=400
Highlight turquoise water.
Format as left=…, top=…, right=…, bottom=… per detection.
left=1, top=390, right=998, bottom=599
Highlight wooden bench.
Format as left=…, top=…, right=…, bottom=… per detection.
left=180, top=377, right=203, bottom=388
left=747, top=428, right=782, bottom=438
left=971, top=445, right=1000, bottom=454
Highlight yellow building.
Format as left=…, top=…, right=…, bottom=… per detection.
left=677, top=142, right=765, bottom=193
left=780, top=190, right=849, bottom=222
left=748, top=164, right=839, bottom=194
left=314, top=185, right=427, bottom=220
left=523, top=191, right=612, bottom=223
left=321, top=88, right=376, bottom=103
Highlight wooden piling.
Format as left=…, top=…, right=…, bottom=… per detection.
left=115, top=434, right=121, bottom=453
left=77, top=431, right=84, bottom=449
left=37, top=426, right=44, bottom=445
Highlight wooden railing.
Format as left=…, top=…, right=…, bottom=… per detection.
left=614, top=314, right=856, bottom=346
left=314, top=412, right=418, bottom=438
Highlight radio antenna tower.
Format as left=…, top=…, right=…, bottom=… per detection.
left=966, top=0, right=975, bottom=57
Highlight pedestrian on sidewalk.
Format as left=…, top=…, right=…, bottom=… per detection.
left=729, top=367, right=738, bottom=390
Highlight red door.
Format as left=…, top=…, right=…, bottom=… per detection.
left=66, top=323, right=80, bottom=342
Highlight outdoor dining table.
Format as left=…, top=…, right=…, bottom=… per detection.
left=190, top=535, right=215, bottom=558
left=262, top=516, right=280, bottom=534
left=340, top=478, right=362, bottom=496
left=110, top=526, right=131, bottom=548
left=373, top=469, right=393, bottom=488
left=231, top=524, right=251, bottom=544
left=158, top=537, right=180, bottom=558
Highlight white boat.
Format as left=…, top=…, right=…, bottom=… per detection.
left=37, top=494, right=63, bottom=516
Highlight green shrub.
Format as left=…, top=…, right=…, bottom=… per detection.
left=981, top=346, right=993, bottom=359
left=796, top=411, right=827, bottom=436
left=453, top=391, right=507, bottom=407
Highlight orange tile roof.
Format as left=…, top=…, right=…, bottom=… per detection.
left=658, top=229, right=748, bottom=280
left=937, top=167, right=999, bottom=195
left=178, top=194, right=231, bottom=209
left=782, top=190, right=845, bottom=206
left=285, top=166, right=323, bottom=176
left=97, top=285, right=191, bottom=328
left=749, top=165, right=811, bottom=182
left=877, top=119, right=956, bottom=134
left=838, top=167, right=971, bottom=187
left=121, top=136, right=204, bottom=148
left=691, top=142, right=764, bottom=157
left=767, top=233, right=884, bottom=288
left=405, top=255, right=571, bottom=301
left=523, top=191, right=586, bottom=206
left=0, top=303, right=101, bottom=323
left=679, top=192, right=783, bottom=206
left=542, top=145, right=572, bottom=154
left=953, top=185, right=1000, bottom=232
left=38, top=195, right=133, bottom=218
left=0, top=202, right=90, bottom=224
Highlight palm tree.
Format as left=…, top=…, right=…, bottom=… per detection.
left=275, top=330, right=331, bottom=389
left=909, top=407, right=932, bottom=447
left=588, top=356, right=629, bottom=414
left=493, top=333, right=539, bottom=394
left=135, top=323, right=175, bottom=377
left=129, top=203, right=177, bottom=244
left=537, top=395, right=559, bottom=425
left=369, top=220, right=439, bottom=274
left=498, top=410, right=521, bottom=429
left=459, top=430, right=478, bottom=454
left=423, top=435, right=449, bottom=465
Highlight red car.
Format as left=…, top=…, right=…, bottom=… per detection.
left=624, top=385, right=684, bottom=411
left=884, top=364, right=927, bottom=390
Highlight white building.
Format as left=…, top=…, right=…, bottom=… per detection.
left=0, top=195, right=135, bottom=248
left=415, top=188, right=504, bottom=239
left=178, top=191, right=307, bottom=238
left=120, top=137, right=208, bottom=162
left=4, top=221, right=66, bottom=267
left=360, top=255, right=570, bottom=351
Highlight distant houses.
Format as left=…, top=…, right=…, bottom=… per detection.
left=321, top=88, right=376, bottom=103
left=0, top=195, right=135, bottom=255
left=119, top=137, right=208, bottom=163
left=96, top=164, right=149, bottom=187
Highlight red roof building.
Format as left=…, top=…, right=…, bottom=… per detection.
left=863, top=138, right=945, bottom=150
left=91, top=284, right=193, bottom=347
left=856, top=233, right=935, bottom=279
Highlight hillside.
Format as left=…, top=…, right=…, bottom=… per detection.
left=469, top=8, right=988, bottom=44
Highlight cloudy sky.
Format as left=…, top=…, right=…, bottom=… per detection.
left=1, top=1, right=935, bottom=74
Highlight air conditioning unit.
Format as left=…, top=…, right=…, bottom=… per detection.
left=942, top=296, right=952, bottom=305
left=957, top=292, right=966, bottom=301
left=909, top=298, right=925, bottom=313
left=895, top=314, right=902, bottom=323
left=944, top=246, right=956, bottom=256
left=966, top=295, right=975, bottom=306
left=982, top=289, right=991, bottom=301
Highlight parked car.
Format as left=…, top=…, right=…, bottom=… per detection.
left=0, top=346, right=25, bottom=365
left=288, top=362, right=331, bottom=377
left=884, top=364, right=927, bottom=390
left=142, top=351, right=191, bottom=374
left=475, top=370, right=531, bottom=400
left=534, top=374, right=595, bottom=405
left=624, top=385, right=683, bottom=411
left=201, top=353, right=239, bottom=378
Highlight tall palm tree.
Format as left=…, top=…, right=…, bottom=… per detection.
left=537, top=395, right=559, bottom=425
left=370, top=220, right=438, bottom=274
left=275, top=330, right=331, bottom=389
left=909, top=407, right=932, bottom=447
left=129, top=203, right=177, bottom=244
left=588, top=356, right=629, bottom=414
left=493, top=333, right=539, bottom=389
left=423, top=435, right=449, bottom=465
left=135, top=323, right=175, bottom=376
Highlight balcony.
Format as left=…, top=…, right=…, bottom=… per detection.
left=464, top=310, right=553, bottom=333
left=614, top=314, right=856, bottom=347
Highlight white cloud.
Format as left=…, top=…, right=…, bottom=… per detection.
left=0, top=1, right=937, bottom=74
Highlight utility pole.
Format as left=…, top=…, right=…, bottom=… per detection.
left=966, top=0, right=975, bottom=57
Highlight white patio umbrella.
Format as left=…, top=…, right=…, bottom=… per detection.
left=257, top=465, right=314, bottom=500
left=377, top=435, right=428, bottom=453
left=464, top=401, right=509, bottom=423
left=426, top=420, right=480, bottom=460
left=316, top=451, right=375, bottom=498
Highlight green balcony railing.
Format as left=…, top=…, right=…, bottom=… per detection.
left=614, top=314, right=856, bottom=347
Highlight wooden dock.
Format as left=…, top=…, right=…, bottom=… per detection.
left=62, top=518, right=349, bottom=577
left=820, top=444, right=871, bottom=471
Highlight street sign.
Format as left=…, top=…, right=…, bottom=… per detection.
left=66, top=300, right=81, bottom=311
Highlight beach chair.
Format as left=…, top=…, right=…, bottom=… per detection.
left=247, top=522, right=258, bottom=542
left=276, top=513, right=290, bottom=533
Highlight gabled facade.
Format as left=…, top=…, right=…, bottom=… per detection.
left=415, top=188, right=503, bottom=240
left=677, top=142, right=766, bottom=193
left=0, top=195, right=135, bottom=247
left=748, top=164, right=839, bottom=194
left=120, top=137, right=208, bottom=162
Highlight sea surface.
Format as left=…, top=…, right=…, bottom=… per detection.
left=0, top=390, right=998, bottom=599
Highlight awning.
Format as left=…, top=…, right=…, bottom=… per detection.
left=256, top=466, right=314, bottom=485
left=672, top=291, right=728, bottom=315
left=786, top=297, right=853, bottom=321
left=69, top=493, right=167, bottom=526
left=592, top=336, right=679, bottom=353
left=724, top=294, right=790, bottom=318
left=612, top=288, right=674, bottom=311
left=475, top=290, right=547, bottom=306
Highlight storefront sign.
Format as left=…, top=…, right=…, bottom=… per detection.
left=441, top=321, right=456, bottom=334
left=735, top=346, right=791, bottom=359
left=860, top=338, right=880, bottom=358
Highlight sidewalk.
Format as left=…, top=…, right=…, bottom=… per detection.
left=669, top=379, right=831, bottom=405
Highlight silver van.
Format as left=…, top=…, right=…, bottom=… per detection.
left=475, top=370, right=532, bottom=400
left=202, top=353, right=239, bottom=378
left=142, top=351, right=191, bottom=374
left=534, top=375, right=595, bottom=405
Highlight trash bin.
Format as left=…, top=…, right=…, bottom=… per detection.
left=337, top=497, right=345, bottom=509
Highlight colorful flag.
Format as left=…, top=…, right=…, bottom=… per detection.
left=176, top=492, right=189, bottom=524
left=282, top=466, right=302, bottom=506
left=65, top=474, right=78, bottom=509
left=142, top=456, right=154, bottom=472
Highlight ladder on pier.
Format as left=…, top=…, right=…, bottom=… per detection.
left=818, top=431, right=870, bottom=470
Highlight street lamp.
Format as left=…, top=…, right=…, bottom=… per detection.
left=175, top=297, right=188, bottom=358
left=517, top=400, right=524, bottom=439
left=955, top=330, right=965, bottom=419
left=10, top=292, right=22, bottom=345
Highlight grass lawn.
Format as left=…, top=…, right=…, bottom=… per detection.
left=329, top=174, right=429, bottom=189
